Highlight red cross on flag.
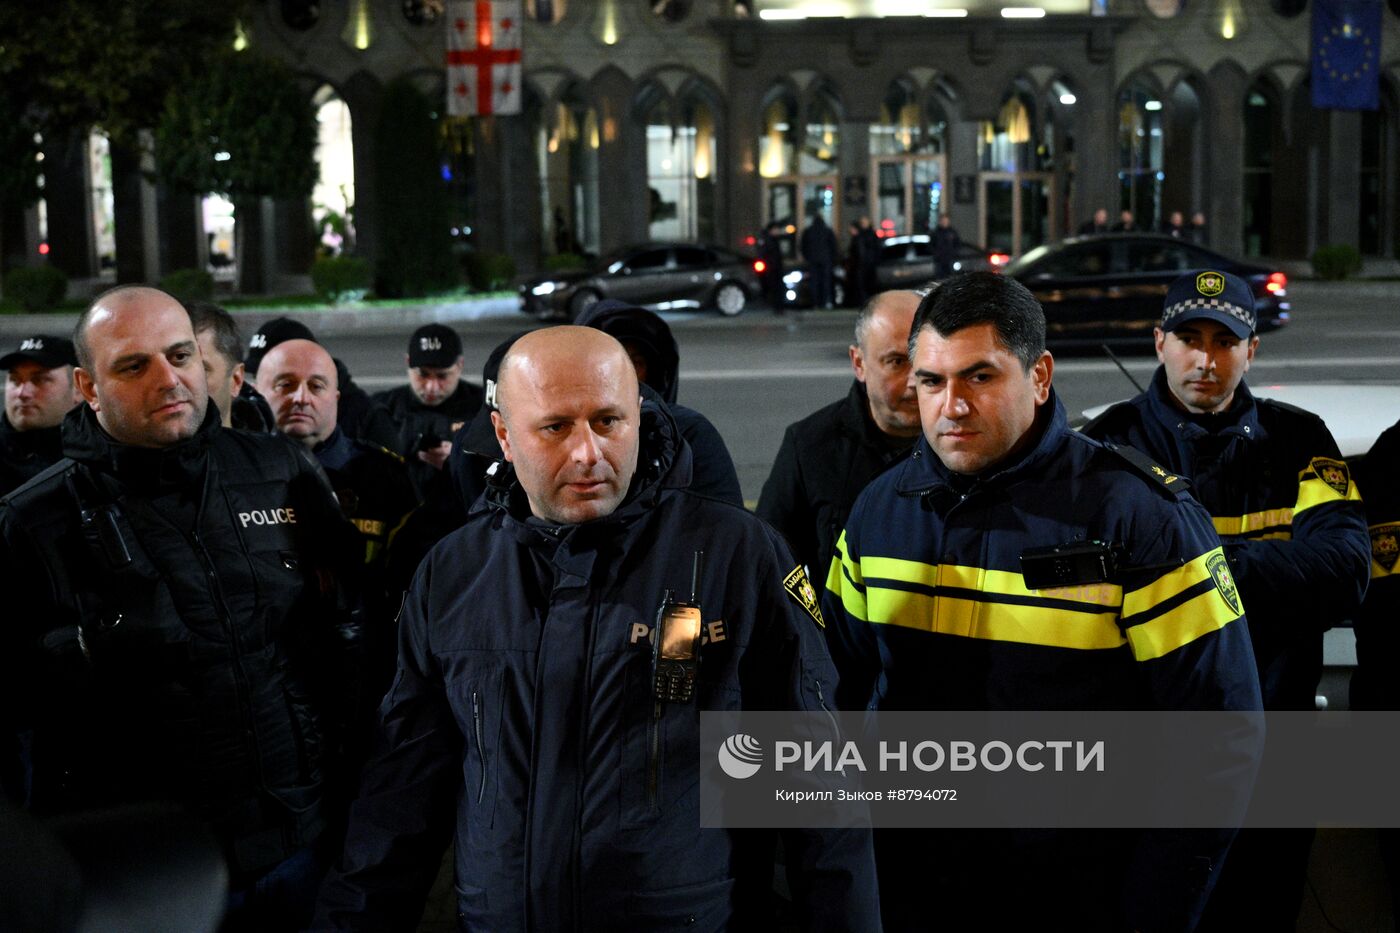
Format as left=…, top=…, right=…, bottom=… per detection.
left=446, top=0, right=522, bottom=117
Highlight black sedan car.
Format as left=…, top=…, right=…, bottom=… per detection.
left=520, top=242, right=762, bottom=320
left=1004, top=234, right=1290, bottom=344
left=780, top=235, right=1005, bottom=308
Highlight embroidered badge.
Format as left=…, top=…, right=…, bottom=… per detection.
left=783, top=564, right=826, bottom=629
left=1207, top=552, right=1241, bottom=615
left=1310, top=457, right=1351, bottom=496
left=1196, top=271, right=1225, bottom=297
left=1371, top=524, right=1399, bottom=573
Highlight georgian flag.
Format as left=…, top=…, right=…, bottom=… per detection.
left=446, top=1, right=522, bottom=117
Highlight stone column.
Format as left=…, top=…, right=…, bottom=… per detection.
left=1204, top=63, right=1248, bottom=256
left=1321, top=109, right=1361, bottom=250
left=42, top=131, right=98, bottom=280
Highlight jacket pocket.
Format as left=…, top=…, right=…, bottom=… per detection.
left=446, top=667, right=502, bottom=832
left=624, top=876, right=736, bottom=933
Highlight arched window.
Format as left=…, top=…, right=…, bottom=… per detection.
left=643, top=91, right=717, bottom=242
left=1242, top=81, right=1276, bottom=256
left=1117, top=78, right=1165, bottom=231
left=979, top=87, right=1042, bottom=173
left=537, top=86, right=599, bottom=256
left=800, top=86, right=840, bottom=176
left=311, top=85, right=355, bottom=256
left=759, top=90, right=797, bottom=180
left=979, top=81, right=1056, bottom=256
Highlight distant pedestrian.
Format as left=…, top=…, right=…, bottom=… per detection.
left=800, top=213, right=838, bottom=309
left=756, top=220, right=786, bottom=312
left=1078, top=208, right=1110, bottom=236
left=1111, top=209, right=1136, bottom=232
left=931, top=214, right=961, bottom=279
left=1161, top=210, right=1187, bottom=239
left=1190, top=211, right=1209, bottom=246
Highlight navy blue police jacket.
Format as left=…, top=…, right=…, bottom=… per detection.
left=0, top=404, right=363, bottom=879
left=313, top=399, right=880, bottom=932
left=1351, top=417, right=1400, bottom=708
left=824, top=393, right=1263, bottom=932
left=1083, top=369, right=1370, bottom=709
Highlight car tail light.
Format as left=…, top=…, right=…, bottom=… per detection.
left=1265, top=272, right=1287, bottom=294
left=743, top=235, right=756, bottom=246
left=989, top=252, right=1010, bottom=268
left=753, top=260, right=767, bottom=274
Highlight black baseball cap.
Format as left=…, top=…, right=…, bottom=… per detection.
left=408, top=324, right=463, bottom=369
left=1161, top=270, right=1257, bottom=340
left=0, top=335, right=78, bottom=370
left=245, top=317, right=317, bottom=375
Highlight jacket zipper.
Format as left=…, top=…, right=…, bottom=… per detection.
left=647, top=699, right=662, bottom=809
left=472, top=690, right=485, bottom=804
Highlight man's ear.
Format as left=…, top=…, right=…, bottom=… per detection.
left=849, top=344, right=866, bottom=383
left=491, top=410, right=512, bottom=462
left=74, top=368, right=99, bottom=410
left=1032, top=351, right=1054, bottom=405
left=230, top=362, right=246, bottom=396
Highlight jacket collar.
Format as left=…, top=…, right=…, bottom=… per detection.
left=313, top=426, right=356, bottom=472
left=0, top=412, right=63, bottom=459
left=1145, top=366, right=1263, bottom=443
left=61, top=402, right=218, bottom=492
left=470, top=396, right=692, bottom=542
left=895, top=389, right=1069, bottom=498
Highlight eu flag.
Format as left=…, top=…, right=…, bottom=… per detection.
left=1312, top=0, right=1382, bottom=110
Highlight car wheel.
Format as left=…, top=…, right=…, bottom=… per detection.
left=715, top=282, right=747, bottom=316
left=567, top=289, right=600, bottom=321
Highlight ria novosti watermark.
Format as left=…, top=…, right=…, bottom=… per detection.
left=700, top=711, right=1400, bottom=830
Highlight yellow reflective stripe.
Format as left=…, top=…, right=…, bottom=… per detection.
left=861, top=586, right=1125, bottom=650
left=1126, top=585, right=1242, bottom=661
left=827, top=531, right=868, bottom=622
left=1213, top=508, right=1293, bottom=537
left=859, top=558, right=1122, bottom=610
left=1295, top=471, right=1361, bottom=519
left=1121, top=549, right=1217, bottom=619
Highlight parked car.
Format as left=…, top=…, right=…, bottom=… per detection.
left=519, top=242, right=761, bottom=320
left=1005, top=234, right=1290, bottom=345
left=780, top=236, right=1006, bottom=308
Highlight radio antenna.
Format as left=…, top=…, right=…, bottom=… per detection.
left=690, top=550, right=704, bottom=605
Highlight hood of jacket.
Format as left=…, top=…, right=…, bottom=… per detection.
left=574, top=299, right=682, bottom=404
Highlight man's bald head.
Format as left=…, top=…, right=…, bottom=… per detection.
left=72, top=286, right=208, bottom=448
left=494, top=326, right=640, bottom=423
left=256, top=339, right=341, bottom=449
left=491, top=326, right=642, bottom=524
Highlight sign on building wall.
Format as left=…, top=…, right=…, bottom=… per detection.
left=446, top=1, right=524, bottom=117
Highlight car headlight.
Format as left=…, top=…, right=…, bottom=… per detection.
left=782, top=271, right=801, bottom=286
left=531, top=281, right=561, bottom=296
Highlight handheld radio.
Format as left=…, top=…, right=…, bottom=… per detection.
left=652, top=551, right=704, bottom=703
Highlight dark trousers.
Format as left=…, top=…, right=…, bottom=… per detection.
left=223, top=846, right=329, bottom=933
left=809, top=262, right=834, bottom=308
left=1195, top=828, right=1315, bottom=932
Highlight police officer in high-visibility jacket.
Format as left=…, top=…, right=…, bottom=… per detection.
left=824, top=272, right=1262, bottom=932
left=1082, top=270, right=1369, bottom=931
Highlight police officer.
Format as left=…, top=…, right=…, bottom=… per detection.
left=313, top=326, right=879, bottom=931
left=758, top=289, right=921, bottom=579
left=256, top=338, right=427, bottom=702
left=245, top=317, right=398, bottom=451
left=824, top=272, right=1262, bottom=931
left=0, top=334, right=80, bottom=496
left=1081, top=269, right=1369, bottom=930
left=1352, top=418, right=1400, bottom=918
left=372, top=323, right=484, bottom=501
left=0, top=287, right=364, bottom=931
left=185, top=300, right=274, bottom=432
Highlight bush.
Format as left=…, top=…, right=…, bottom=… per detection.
left=311, top=255, right=372, bottom=304
left=1310, top=244, right=1363, bottom=281
left=543, top=252, right=588, bottom=273
left=464, top=251, right=517, bottom=292
left=159, top=267, right=215, bottom=302
left=3, top=265, right=68, bottom=312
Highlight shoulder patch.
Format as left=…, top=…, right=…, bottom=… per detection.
left=1101, top=443, right=1191, bottom=499
left=1207, top=552, right=1242, bottom=615
left=783, top=564, right=826, bottom=629
left=1309, top=456, right=1350, bottom=496
left=1369, top=523, right=1399, bottom=573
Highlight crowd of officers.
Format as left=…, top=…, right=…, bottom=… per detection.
left=0, top=269, right=1391, bottom=932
